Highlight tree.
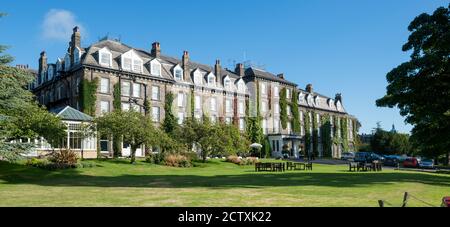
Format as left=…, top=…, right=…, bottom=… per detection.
left=162, top=92, right=177, bottom=136
left=376, top=5, right=450, bottom=164
left=370, top=123, right=413, bottom=155
left=291, top=90, right=301, bottom=133
left=95, top=110, right=157, bottom=163
left=0, top=13, right=66, bottom=161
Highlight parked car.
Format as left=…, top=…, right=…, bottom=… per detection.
left=354, top=152, right=385, bottom=163
left=341, top=152, right=355, bottom=161
left=419, top=159, right=435, bottom=169
left=402, top=157, right=420, bottom=168
left=383, top=155, right=400, bottom=167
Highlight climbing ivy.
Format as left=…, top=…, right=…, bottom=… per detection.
left=80, top=78, right=98, bottom=116
left=304, top=111, right=311, bottom=156
left=162, top=92, right=177, bottom=135
left=341, top=117, right=349, bottom=151
left=190, top=89, right=195, bottom=119
left=291, top=90, right=300, bottom=133
left=352, top=119, right=360, bottom=151
left=113, top=82, right=121, bottom=111
left=332, top=116, right=340, bottom=145
left=246, top=82, right=263, bottom=145
left=280, top=87, right=288, bottom=129
left=320, top=114, right=332, bottom=157
left=312, top=112, right=319, bottom=157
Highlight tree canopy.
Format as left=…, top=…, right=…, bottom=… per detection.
left=376, top=4, right=450, bottom=163
left=0, top=13, right=66, bottom=161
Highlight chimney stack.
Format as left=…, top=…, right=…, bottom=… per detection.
left=277, top=73, right=284, bottom=79
left=335, top=93, right=342, bottom=103
left=235, top=63, right=245, bottom=77
left=215, top=59, right=221, bottom=85
left=151, top=42, right=161, bottom=58
left=182, top=51, right=190, bottom=81
left=306, top=84, right=313, bottom=93
left=70, top=26, right=81, bottom=65
left=38, top=51, right=47, bottom=75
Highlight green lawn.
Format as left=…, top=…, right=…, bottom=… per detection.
left=0, top=159, right=449, bottom=207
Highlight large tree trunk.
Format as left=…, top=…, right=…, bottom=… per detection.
left=130, top=145, right=137, bottom=164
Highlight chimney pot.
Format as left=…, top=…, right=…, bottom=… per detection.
left=73, top=26, right=80, bottom=32
left=306, top=84, right=313, bottom=93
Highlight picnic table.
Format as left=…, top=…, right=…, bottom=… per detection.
left=255, top=162, right=285, bottom=172
left=349, top=161, right=383, bottom=172
left=286, top=161, right=313, bottom=171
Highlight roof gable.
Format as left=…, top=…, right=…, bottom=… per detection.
left=51, top=106, right=93, bottom=121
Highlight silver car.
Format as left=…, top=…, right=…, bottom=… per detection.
left=419, top=159, right=435, bottom=169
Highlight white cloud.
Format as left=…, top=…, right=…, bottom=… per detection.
left=41, top=9, right=86, bottom=41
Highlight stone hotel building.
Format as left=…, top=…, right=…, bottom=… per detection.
left=31, top=27, right=358, bottom=158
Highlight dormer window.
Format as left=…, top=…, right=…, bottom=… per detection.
left=207, top=73, right=216, bottom=87
left=194, top=69, right=203, bottom=85
left=121, top=49, right=143, bottom=73
left=315, top=96, right=320, bottom=106
left=298, top=92, right=304, bottom=104
left=237, top=79, right=246, bottom=93
left=99, top=47, right=112, bottom=67
left=224, top=76, right=231, bottom=90
left=150, top=59, right=161, bottom=76
left=133, top=59, right=143, bottom=73
left=123, top=57, right=132, bottom=71
left=173, top=65, right=183, bottom=81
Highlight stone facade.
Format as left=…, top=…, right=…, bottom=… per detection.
left=32, top=27, right=358, bottom=158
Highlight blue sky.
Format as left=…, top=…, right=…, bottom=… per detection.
left=1, top=0, right=447, bottom=134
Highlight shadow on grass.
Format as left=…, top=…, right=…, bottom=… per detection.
left=1, top=161, right=449, bottom=189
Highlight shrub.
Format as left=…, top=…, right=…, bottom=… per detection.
left=49, top=149, right=78, bottom=167
left=164, top=154, right=191, bottom=168
left=145, top=153, right=166, bottom=165
left=26, top=158, right=50, bottom=168
left=226, top=155, right=260, bottom=166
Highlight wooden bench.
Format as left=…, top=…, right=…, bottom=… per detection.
left=349, top=162, right=358, bottom=172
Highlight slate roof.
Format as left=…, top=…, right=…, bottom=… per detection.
left=51, top=106, right=93, bottom=121
left=245, top=67, right=298, bottom=86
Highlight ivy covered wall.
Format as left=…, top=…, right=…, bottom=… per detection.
left=80, top=78, right=98, bottom=116
left=320, top=114, right=332, bottom=157
left=291, top=90, right=301, bottom=133
left=280, top=87, right=288, bottom=129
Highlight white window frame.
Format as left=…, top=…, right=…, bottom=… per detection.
left=173, top=65, right=183, bottom=81
left=224, top=76, right=232, bottom=90
left=177, top=93, right=184, bottom=107
left=274, top=86, right=279, bottom=97
left=195, top=95, right=201, bottom=110
left=239, top=101, right=245, bottom=115
left=225, top=99, right=232, bottom=113
left=122, top=103, right=130, bottom=111
left=152, top=86, right=160, bottom=101
left=100, top=78, right=109, bottom=93
left=261, top=83, right=266, bottom=95
left=99, top=48, right=112, bottom=67
left=152, top=106, right=160, bottom=122
left=194, top=69, right=203, bottom=85
left=150, top=59, right=162, bottom=76
left=132, top=83, right=141, bottom=98
left=100, top=101, right=110, bottom=114
left=210, top=97, right=217, bottom=112
left=122, top=81, right=131, bottom=96
left=208, top=73, right=216, bottom=87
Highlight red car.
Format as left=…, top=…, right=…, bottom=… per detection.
left=402, top=158, right=419, bottom=168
